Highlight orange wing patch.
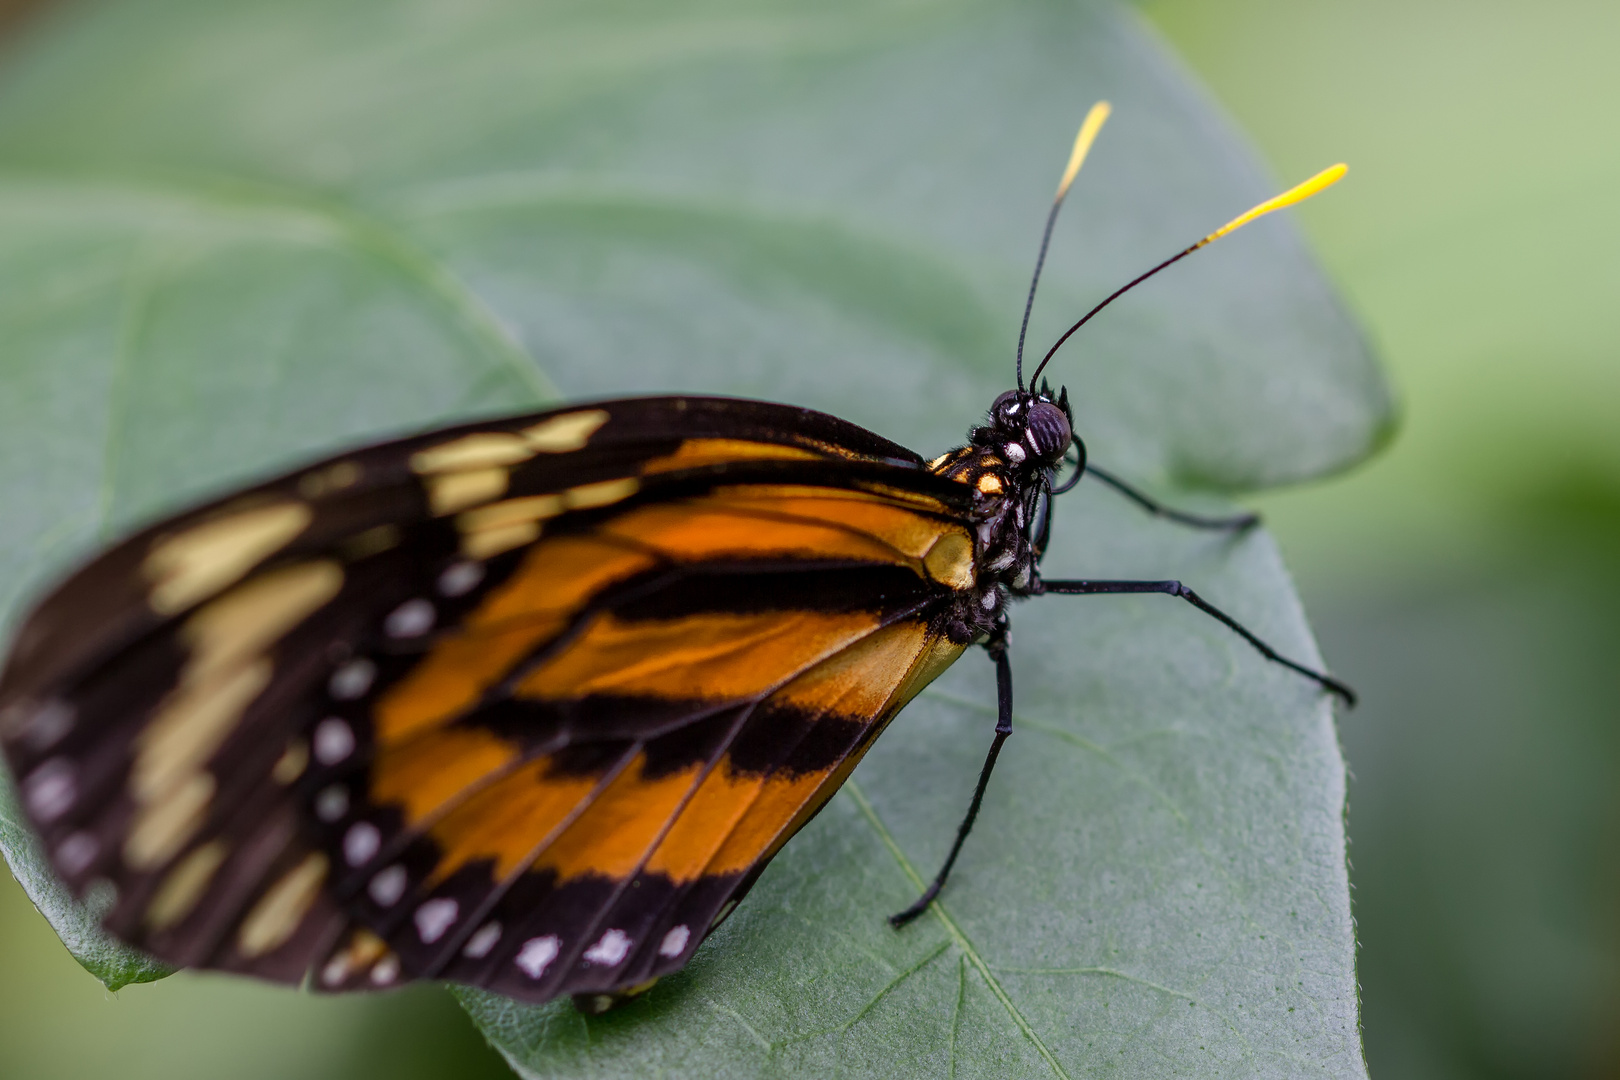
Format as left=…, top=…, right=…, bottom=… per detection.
left=769, top=617, right=939, bottom=720
left=373, top=536, right=658, bottom=745
left=531, top=754, right=705, bottom=882
left=700, top=626, right=963, bottom=878
left=601, top=503, right=916, bottom=569
left=635, top=621, right=958, bottom=884
left=373, top=619, right=565, bottom=746
left=370, top=726, right=520, bottom=826
left=515, top=609, right=884, bottom=703
left=477, top=535, right=658, bottom=628
left=639, top=438, right=822, bottom=475
left=424, top=754, right=610, bottom=884
left=699, top=485, right=967, bottom=566
left=382, top=622, right=955, bottom=899
left=378, top=473, right=970, bottom=747
left=642, top=765, right=779, bottom=882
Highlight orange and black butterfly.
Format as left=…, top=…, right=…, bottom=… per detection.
left=0, top=106, right=1352, bottom=1013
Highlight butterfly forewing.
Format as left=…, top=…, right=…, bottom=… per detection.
left=0, top=396, right=980, bottom=1003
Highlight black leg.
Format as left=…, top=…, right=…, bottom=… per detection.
left=1039, top=578, right=1357, bottom=706
left=1085, top=465, right=1259, bottom=531
left=890, top=630, right=1016, bottom=928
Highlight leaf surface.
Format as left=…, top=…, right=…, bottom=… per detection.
left=0, top=0, right=1383, bottom=1074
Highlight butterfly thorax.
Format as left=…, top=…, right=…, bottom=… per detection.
left=927, top=386, right=1076, bottom=644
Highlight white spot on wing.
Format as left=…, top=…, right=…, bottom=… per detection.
left=463, top=921, right=502, bottom=958
left=343, top=821, right=379, bottom=865
left=437, top=561, right=484, bottom=597
left=321, top=954, right=351, bottom=986
left=313, top=718, right=355, bottom=765
left=56, top=831, right=99, bottom=876
left=369, top=865, right=407, bottom=907
left=18, top=700, right=75, bottom=751
left=385, top=598, right=435, bottom=639
left=583, top=928, right=631, bottom=966
left=329, top=659, right=376, bottom=701
left=25, top=759, right=75, bottom=822
left=316, top=785, right=350, bottom=822
left=515, top=935, right=561, bottom=979
left=370, top=954, right=401, bottom=985
left=414, top=897, right=459, bottom=944
left=658, top=925, right=690, bottom=958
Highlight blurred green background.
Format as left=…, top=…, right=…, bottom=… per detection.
left=0, top=0, right=1614, bottom=1077
left=1145, top=1, right=1620, bottom=1076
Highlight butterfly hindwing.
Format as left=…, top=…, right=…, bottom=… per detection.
left=0, top=396, right=980, bottom=1003
left=310, top=526, right=965, bottom=996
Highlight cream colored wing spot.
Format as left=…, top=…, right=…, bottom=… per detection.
left=124, top=772, right=216, bottom=870
left=563, top=477, right=640, bottom=510
left=143, top=501, right=313, bottom=615
left=522, top=409, right=610, bottom=452
left=426, top=468, right=510, bottom=516
left=297, top=461, right=362, bottom=499
left=448, top=478, right=640, bottom=555
left=132, top=659, right=272, bottom=804
left=126, top=561, right=342, bottom=870
left=237, top=852, right=329, bottom=958
left=922, top=530, right=975, bottom=590
left=457, top=495, right=566, bottom=533
left=271, top=738, right=309, bottom=785
left=145, top=840, right=228, bottom=931
left=339, top=524, right=401, bottom=561
left=179, top=561, right=344, bottom=685
left=411, top=433, right=535, bottom=474
left=456, top=494, right=568, bottom=560
left=976, top=473, right=1003, bottom=495
left=413, top=433, right=540, bottom=516
left=460, top=521, right=539, bottom=560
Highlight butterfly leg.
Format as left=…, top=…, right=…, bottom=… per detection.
left=1084, top=465, right=1259, bottom=531
left=890, top=625, right=1015, bottom=928
left=1038, top=578, right=1356, bottom=704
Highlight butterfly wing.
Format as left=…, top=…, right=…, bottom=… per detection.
left=0, top=397, right=978, bottom=1002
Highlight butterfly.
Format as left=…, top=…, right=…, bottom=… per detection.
left=0, top=103, right=1352, bottom=1014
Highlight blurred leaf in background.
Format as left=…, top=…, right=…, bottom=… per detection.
left=1145, top=0, right=1620, bottom=1076
left=0, top=0, right=1388, bottom=1076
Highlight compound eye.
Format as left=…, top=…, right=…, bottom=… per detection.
left=1026, top=402, right=1071, bottom=461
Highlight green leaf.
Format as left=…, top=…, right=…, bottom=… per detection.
left=1, top=759, right=170, bottom=989
left=0, top=0, right=1386, bottom=1072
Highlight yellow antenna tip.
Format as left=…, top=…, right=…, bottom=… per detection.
left=1056, top=101, right=1112, bottom=199
left=1204, top=163, right=1347, bottom=244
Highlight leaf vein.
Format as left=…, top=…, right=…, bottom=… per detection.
left=843, top=781, right=1073, bottom=1080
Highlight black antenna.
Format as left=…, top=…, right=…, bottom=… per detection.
left=1028, top=163, right=1349, bottom=389
left=1016, top=102, right=1110, bottom=390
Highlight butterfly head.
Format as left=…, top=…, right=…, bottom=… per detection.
left=985, top=383, right=1075, bottom=473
